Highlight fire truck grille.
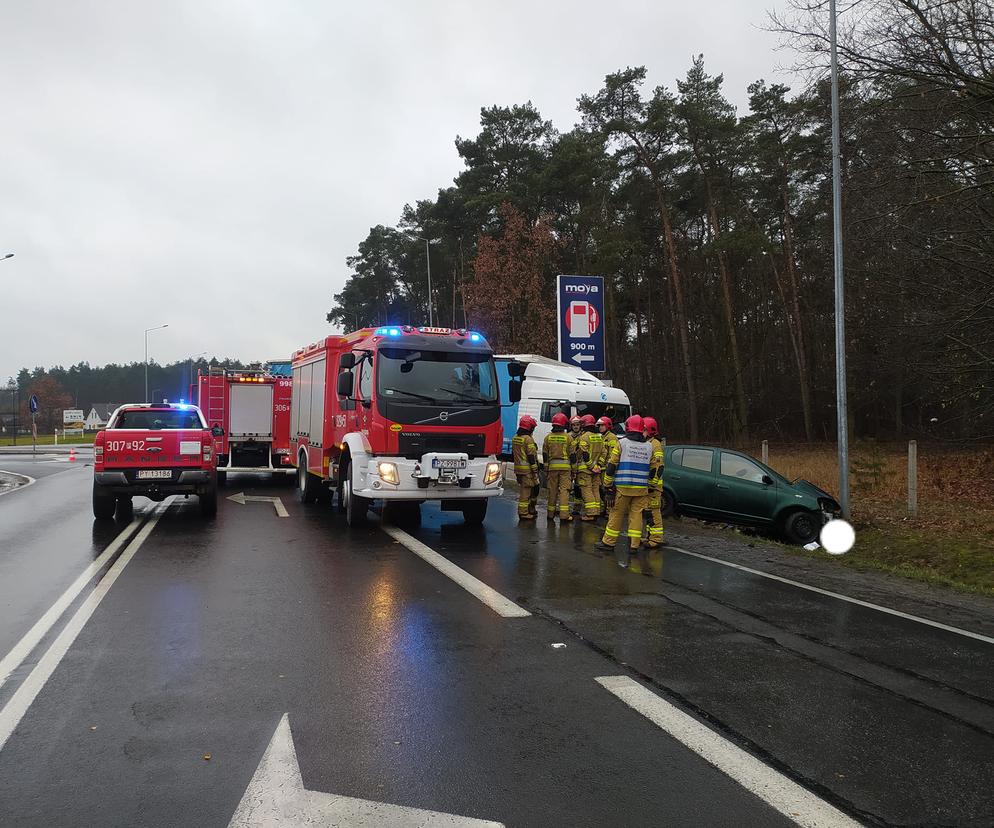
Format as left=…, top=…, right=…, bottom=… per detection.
left=397, top=432, right=487, bottom=459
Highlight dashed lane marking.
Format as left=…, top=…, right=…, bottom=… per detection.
left=0, top=500, right=171, bottom=753
left=596, top=676, right=863, bottom=828
left=668, top=545, right=994, bottom=646
left=382, top=524, right=530, bottom=618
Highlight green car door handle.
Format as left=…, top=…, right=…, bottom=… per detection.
left=716, top=483, right=730, bottom=490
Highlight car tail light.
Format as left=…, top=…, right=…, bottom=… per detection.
left=203, top=443, right=213, bottom=461
left=94, top=445, right=104, bottom=458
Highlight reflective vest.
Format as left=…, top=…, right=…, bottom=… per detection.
left=543, top=431, right=571, bottom=471
left=607, top=435, right=652, bottom=494
left=577, top=431, right=604, bottom=474
left=511, top=433, right=538, bottom=475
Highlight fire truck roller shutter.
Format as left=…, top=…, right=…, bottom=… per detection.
left=229, top=383, right=275, bottom=438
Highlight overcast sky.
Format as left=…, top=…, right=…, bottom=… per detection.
left=1, top=0, right=791, bottom=382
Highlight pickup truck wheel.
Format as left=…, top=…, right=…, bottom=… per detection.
left=342, top=464, right=369, bottom=527
left=200, top=484, right=218, bottom=517
left=783, top=509, right=819, bottom=545
left=661, top=490, right=677, bottom=518
left=115, top=496, right=133, bottom=521
left=297, top=455, right=319, bottom=504
left=92, top=483, right=115, bottom=520
left=461, top=499, right=488, bottom=526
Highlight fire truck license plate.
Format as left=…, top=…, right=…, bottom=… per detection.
left=432, top=458, right=466, bottom=469
left=137, top=470, right=172, bottom=480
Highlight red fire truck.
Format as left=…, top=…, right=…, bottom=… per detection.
left=196, top=366, right=294, bottom=484
left=291, top=326, right=508, bottom=525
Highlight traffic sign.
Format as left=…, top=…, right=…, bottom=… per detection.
left=557, top=275, right=605, bottom=372
left=29, top=394, right=39, bottom=414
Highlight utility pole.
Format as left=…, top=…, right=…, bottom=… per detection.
left=421, top=238, right=434, bottom=326
left=144, top=324, right=169, bottom=403
left=830, top=0, right=850, bottom=518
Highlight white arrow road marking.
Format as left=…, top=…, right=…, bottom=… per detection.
left=227, top=492, right=289, bottom=517
left=229, top=714, right=504, bottom=827
left=571, top=354, right=595, bottom=364
left=596, top=676, right=862, bottom=828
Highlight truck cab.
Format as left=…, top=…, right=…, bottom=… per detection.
left=291, top=326, right=505, bottom=526
left=92, top=403, right=218, bottom=519
left=495, top=355, right=632, bottom=460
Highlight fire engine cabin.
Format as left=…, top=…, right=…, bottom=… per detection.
left=197, top=366, right=293, bottom=483
left=291, top=326, right=506, bottom=526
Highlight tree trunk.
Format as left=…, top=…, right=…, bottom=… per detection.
left=780, top=199, right=814, bottom=441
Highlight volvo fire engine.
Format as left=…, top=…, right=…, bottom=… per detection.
left=196, top=366, right=293, bottom=483
left=290, top=326, right=510, bottom=525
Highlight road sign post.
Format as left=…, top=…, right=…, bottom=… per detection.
left=557, top=275, right=606, bottom=372
left=29, top=395, right=39, bottom=456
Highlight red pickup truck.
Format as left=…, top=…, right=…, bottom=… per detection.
left=92, top=403, right=220, bottom=519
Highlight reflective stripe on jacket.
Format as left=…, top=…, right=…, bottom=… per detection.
left=512, top=433, right=538, bottom=474
left=543, top=432, right=571, bottom=471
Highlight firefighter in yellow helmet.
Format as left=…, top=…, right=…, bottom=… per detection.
left=595, top=415, right=654, bottom=576
left=511, top=415, right=540, bottom=520
left=597, top=416, right=618, bottom=518
left=575, top=414, right=605, bottom=521
left=543, top=412, right=573, bottom=521
left=643, top=416, right=666, bottom=548
left=567, top=415, right=583, bottom=516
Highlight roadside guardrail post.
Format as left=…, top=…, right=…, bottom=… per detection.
left=761, top=440, right=768, bottom=465
left=908, top=440, right=917, bottom=516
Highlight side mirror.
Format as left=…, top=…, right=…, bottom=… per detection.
left=762, top=474, right=773, bottom=486
left=507, top=360, right=525, bottom=378
left=340, top=353, right=356, bottom=370
left=337, top=371, right=354, bottom=398
left=211, top=425, right=224, bottom=437
left=508, top=377, right=522, bottom=404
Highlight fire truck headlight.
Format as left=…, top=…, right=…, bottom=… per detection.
left=377, top=462, right=399, bottom=485
left=484, top=462, right=502, bottom=485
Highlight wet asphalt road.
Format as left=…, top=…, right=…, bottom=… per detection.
left=0, top=472, right=992, bottom=827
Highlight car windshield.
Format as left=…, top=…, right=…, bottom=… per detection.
left=113, top=409, right=203, bottom=429
left=574, top=401, right=630, bottom=423
left=377, top=348, right=498, bottom=404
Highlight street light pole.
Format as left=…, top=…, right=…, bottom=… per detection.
left=830, top=0, right=850, bottom=518
left=144, top=324, right=169, bottom=403
left=421, top=238, right=434, bottom=326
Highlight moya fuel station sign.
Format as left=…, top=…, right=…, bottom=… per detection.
left=557, top=275, right=605, bottom=372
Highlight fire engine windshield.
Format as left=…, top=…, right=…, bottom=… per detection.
left=377, top=348, right=498, bottom=405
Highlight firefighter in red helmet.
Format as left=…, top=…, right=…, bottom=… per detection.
left=597, top=416, right=618, bottom=517
left=543, top=412, right=572, bottom=521
left=642, top=416, right=666, bottom=547
left=512, top=415, right=540, bottom=519
left=575, top=414, right=605, bottom=520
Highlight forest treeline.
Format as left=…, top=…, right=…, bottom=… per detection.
left=327, top=1, right=993, bottom=443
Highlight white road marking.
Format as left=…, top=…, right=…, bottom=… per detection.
left=0, top=471, right=36, bottom=497
left=0, top=500, right=171, bottom=753
left=669, top=545, right=994, bottom=646
left=382, top=525, right=530, bottom=618
left=596, top=676, right=862, bottom=828
left=227, top=492, right=289, bottom=517
left=229, top=713, right=504, bottom=827
left=0, top=508, right=149, bottom=691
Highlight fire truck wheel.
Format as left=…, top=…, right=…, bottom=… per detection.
left=461, top=499, right=488, bottom=526
left=217, top=470, right=227, bottom=487
left=342, top=463, right=369, bottom=527
left=115, top=496, right=133, bottom=521
left=92, top=483, right=115, bottom=520
left=297, top=455, right=320, bottom=504
left=200, top=485, right=218, bottom=517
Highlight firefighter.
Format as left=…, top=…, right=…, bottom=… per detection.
left=575, top=414, right=605, bottom=521
left=543, top=412, right=572, bottom=521
left=643, top=416, right=666, bottom=548
left=597, top=416, right=619, bottom=517
left=595, top=415, right=654, bottom=576
left=512, top=415, right=540, bottom=519
left=567, top=415, right=583, bottom=515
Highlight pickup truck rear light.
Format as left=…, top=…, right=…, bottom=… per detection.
left=94, top=445, right=104, bottom=458
left=203, top=444, right=213, bottom=460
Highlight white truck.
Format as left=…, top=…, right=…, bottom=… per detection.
left=495, top=354, right=632, bottom=460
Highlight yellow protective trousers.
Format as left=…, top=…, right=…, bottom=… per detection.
left=516, top=473, right=538, bottom=516
left=577, top=472, right=602, bottom=517
left=546, top=469, right=571, bottom=517
left=601, top=492, right=648, bottom=548
left=645, top=488, right=664, bottom=545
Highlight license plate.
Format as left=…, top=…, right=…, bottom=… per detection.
left=137, top=469, right=172, bottom=480
left=432, top=458, right=466, bottom=469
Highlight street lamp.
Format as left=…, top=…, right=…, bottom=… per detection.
left=1, top=253, right=13, bottom=261
left=829, top=0, right=850, bottom=518
left=420, top=238, right=434, bottom=326
left=144, top=324, right=169, bottom=403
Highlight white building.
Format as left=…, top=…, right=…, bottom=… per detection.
left=84, top=403, right=122, bottom=431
